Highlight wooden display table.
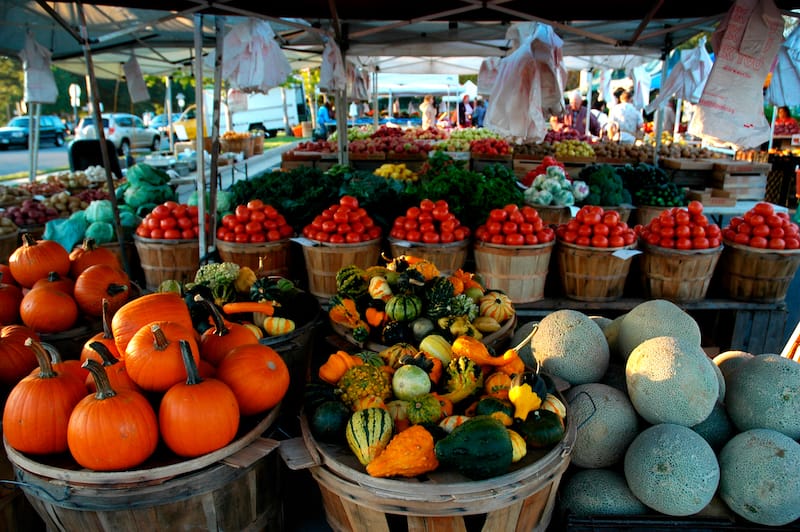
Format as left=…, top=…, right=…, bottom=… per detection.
left=515, top=297, right=788, bottom=355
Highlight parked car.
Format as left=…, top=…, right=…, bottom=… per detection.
left=0, top=115, right=67, bottom=149
left=149, top=113, right=182, bottom=136
left=75, top=113, right=161, bottom=157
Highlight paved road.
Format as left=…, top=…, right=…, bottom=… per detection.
left=0, top=144, right=71, bottom=176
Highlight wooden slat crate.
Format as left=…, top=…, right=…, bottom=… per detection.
left=709, top=161, right=771, bottom=200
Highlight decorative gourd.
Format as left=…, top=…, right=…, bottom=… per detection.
left=196, top=295, right=259, bottom=366
left=418, top=334, right=452, bottom=364
left=31, top=271, right=75, bottom=296
left=2, top=338, right=87, bottom=455
left=475, top=396, right=515, bottom=426
left=328, top=295, right=370, bottom=342
left=68, top=359, right=159, bottom=470
left=318, top=350, right=363, bottom=385
left=159, top=340, right=240, bottom=457
left=451, top=335, right=506, bottom=367
left=345, top=407, right=394, bottom=466
left=364, top=307, right=388, bottom=329
left=354, top=350, right=384, bottom=367
left=425, top=277, right=455, bottom=308
left=337, top=364, right=392, bottom=409
left=310, top=400, right=351, bottom=443
left=386, top=399, right=411, bottom=433
left=69, top=238, right=121, bottom=278
left=406, top=393, right=443, bottom=425
left=262, top=316, right=296, bottom=337
left=385, top=294, right=423, bottom=322
left=73, top=264, right=131, bottom=317
left=400, top=352, right=442, bottom=385
left=485, top=371, right=513, bottom=400
left=336, top=265, right=369, bottom=299
left=215, top=343, right=290, bottom=416
left=408, top=259, right=440, bottom=282
left=434, top=415, right=514, bottom=480
left=366, top=425, right=439, bottom=478
left=541, top=393, right=567, bottom=419
left=80, top=299, right=121, bottom=365
left=508, top=370, right=548, bottom=421
left=433, top=392, right=454, bottom=417
left=352, top=395, right=387, bottom=411
left=19, top=286, right=79, bottom=334
left=439, top=415, right=470, bottom=433
left=0, top=272, right=23, bottom=325
left=508, top=429, right=528, bottom=463
left=514, top=408, right=566, bottom=448
left=381, top=321, right=412, bottom=345
left=111, top=292, right=194, bottom=355
left=84, top=341, right=140, bottom=393
left=0, top=325, right=40, bottom=385
left=9, top=233, right=71, bottom=288
left=479, top=291, right=514, bottom=323
left=368, top=276, right=393, bottom=301
left=379, top=342, right=418, bottom=369
left=124, top=321, right=200, bottom=393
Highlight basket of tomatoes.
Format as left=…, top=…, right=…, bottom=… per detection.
left=300, top=195, right=383, bottom=300
left=718, top=202, right=800, bottom=302
left=216, top=200, right=294, bottom=277
left=555, top=205, right=637, bottom=302
left=388, top=199, right=470, bottom=276
left=636, top=201, right=723, bottom=302
left=133, top=201, right=203, bottom=291
left=473, top=204, right=556, bottom=303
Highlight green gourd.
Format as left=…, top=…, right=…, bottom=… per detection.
left=385, top=294, right=422, bottom=322
left=434, top=415, right=513, bottom=479
left=345, top=407, right=394, bottom=466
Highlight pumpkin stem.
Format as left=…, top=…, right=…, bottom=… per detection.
left=82, top=238, right=98, bottom=251
left=179, top=339, right=203, bottom=386
left=150, top=324, right=171, bottom=351
left=20, top=232, right=37, bottom=247
left=47, top=271, right=63, bottom=282
left=194, top=294, right=230, bottom=337
left=100, top=299, right=114, bottom=339
left=24, top=338, right=59, bottom=379
left=40, top=341, right=65, bottom=364
left=89, top=341, right=121, bottom=367
left=512, top=323, right=538, bottom=354
left=105, top=283, right=129, bottom=298
left=82, top=359, right=117, bottom=400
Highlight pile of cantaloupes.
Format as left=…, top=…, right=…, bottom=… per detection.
left=517, top=301, right=800, bottom=527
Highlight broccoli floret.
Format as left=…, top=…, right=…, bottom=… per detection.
left=190, top=262, right=241, bottom=306
left=440, top=356, right=484, bottom=404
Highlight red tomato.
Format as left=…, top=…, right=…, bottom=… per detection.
left=537, top=227, right=555, bottom=242
left=562, top=230, right=578, bottom=243
left=172, top=204, right=188, bottom=219
left=594, top=223, right=610, bottom=237
left=361, top=217, right=375, bottom=229
left=692, top=237, right=709, bottom=249
left=691, top=225, right=707, bottom=238
left=246, top=199, right=264, bottom=210
left=645, top=232, right=661, bottom=246
left=623, top=232, right=636, bottom=246
left=675, top=225, right=691, bottom=239
left=509, top=210, right=525, bottom=225
left=135, top=226, right=149, bottom=238
left=734, top=232, right=751, bottom=245
left=693, top=214, right=709, bottom=227
left=336, top=224, right=351, bottom=235
left=490, top=234, right=506, bottom=244
left=321, top=220, right=337, bottom=233
left=765, top=214, right=783, bottom=228
left=749, top=236, right=768, bottom=248
left=675, top=237, right=693, bottom=250
left=722, top=228, right=737, bottom=241
left=753, top=202, right=775, bottom=217
left=186, top=205, right=199, bottom=218
left=234, top=205, right=250, bottom=222
left=243, top=221, right=261, bottom=234
left=566, top=220, right=581, bottom=233
left=768, top=238, right=786, bottom=250
left=146, top=217, right=161, bottom=231
left=602, top=211, right=620, bottom=226
left=233, top=224, right=247, bottom=235
left=345, top=232, right=362, bottom=243
left=419, top=222, right=436, bottom=234
left=406, top=206, right=421, bottom=219
left=505, top=233, right=525, bottom=246
left=659, top=213, right=676, bottom=227
left=390, top=228, right=406, bottom=239
left=151, top=204, right=171, bottom=219
left=440, top=219, right=458, bottom=233
left=474, top=227, right=488, bottom=241
left=223, top=232, right=236, bottom=242
left=770, top=226, right=785, bottom=239
left=422, top=231, right=440, bottom=244
left=420, top=199, right=435, bottom=212
left=350, top=221, right=366, bottom=234
left=160, top=228, right=180, bottom=240
left=608, top=235, right=625, bottom=248
left=659, top=237, right=675, bottom=248
left=674, top=210, right=691, bottom=225
left=403, top=219, right=418, bottom=231
left=521, top=206, right=540, bottom=222
left=524, top=233, right=539, bottom=245
left=180, top=229, right=195, bottom=239
left=751, top=224, right=770, bottom=238
left=333, top=210, right=350, bottom=224
left=263, top=205, right=279, bottom=219
left=250, top=233, right=267, bottom=243
left=454, top=227, right=469, bottom=241
left=405, top=230, right=421, bottom=242
left=737, top=222, right=752, bottom=235
left=177, top=217, right=194, bottom=230
left=729, top=216, right=744, bottom=229
left=222, top=214, right=238, bottom=229
left=687, top=200, right=703, bottom=216
left=502, top=221, right=518, bottom=235
left=486, top=221, right=502, bottom=235
left=519, top=222, right=534, bottom=235
left=418, top=212, right=434, bottom=224
left=431, top=206, right=450, bottom=222
left=708, top=237, right=721, bottom=248
left=583, top=212, right=602, bottom=226
left=263, top=219, right=278, bottom=230
left=575, top=236, right=591, bottom=247
left=784, top=237, right=800, bottom=249
left=748, top=214, right=765, bottom=227
left=315, top=231, right=331, bottom=242
left=706, top=224, right=721, bottom=238
left=591, top=235, right=609, bottom=248
left=577, top=224, right=593, bottom=237
left=659, top=226, right=675, bottom=239
left=488, top=209, right=508, bottom=222
left=440, top=231, right=455, bottom=244
left=339, top=195, right=359, bottom=209
left=329, top=234, right=345, bottom=244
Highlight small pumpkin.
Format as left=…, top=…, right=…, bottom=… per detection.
left=69, top=238, right=121, bottom=278
left=508, top=429, right=528, bottom=462
left=513, top=409, right=566, bottom=449
left=68, top=359, right=159, bottom=470
left=479, top=291, right=514, bottom=323
left=0, top=325, right=40, bottom=385
left=19, top=286, right=79, bottom=334
left=366, top=425, right=439, bottom=478
left=0, top=271, right=23, bottom=325
left=318, top=350, right=363, bottom=385
left=418, top=334, right=452, bottom=365
left=196, top=295, right=260, bottom=367
left=365, top=307, right=388, bottom=329
left=111, top=292, right=194, bottom=355
left=31, top=271, right=75, bottom=296
left=379, top=342, right=418, bottom=369
left=335, top=265, right=369, bottom=299
left=484, top=371, right=513, bottom=400
left=384, top=294, right=422, bottom=322
left=80, top=299, right=121, bottom=365
left=439, top=415, right=470, bottom=433
left=406, top=393, right=443, bottom=425
left=368, top=276, right=392, bottom=301
left=73, top=263, right=131, bottom=318
left=386, top=399, right=411, bottom=433
left=215, top=343, right=290, bottom=416
left=84, top=340, right=140, bottom=394
left=159, top=340, right=240, bottom=457
left=9, top=233, right=71, bottom=288
left=508, top=370, right=548, bottom=422
left=124, top=321, right=201, bottom=393
left=37, top=342, right=89, bottom=385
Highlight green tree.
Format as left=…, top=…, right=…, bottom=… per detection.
left=0, top=57, right=24, bottom=122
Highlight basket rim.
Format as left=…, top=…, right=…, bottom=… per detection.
left=557, top=239, right=637, bottom=252
left=722, top=238, right=800, bottom=256
left=388, top=236, right=469, bottom=249
left=640, top=239, right=722, bottom=255
left=306, top=237, right=381, bottom=248
left=474, top=239, right=556, bottom=251
left=133, top=234, right=199, bottom=245
left=216, top=237, right=292, bottom=249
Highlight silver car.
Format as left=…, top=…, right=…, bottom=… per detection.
left=76, top=113, right=161, bottom=158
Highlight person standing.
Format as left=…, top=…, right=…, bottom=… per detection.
left=608, top=90, right=643, bottom=144
left=558, top=90, right=600, bottom=136
left=590, top=99, right=609, bottom=138
left=457, top=95, right=473, bottom=127
left=472, top=99, right=487, bottom=128
left=315, top=98, right=332, bottom=140
left=420, top=94, right=437, bottom=130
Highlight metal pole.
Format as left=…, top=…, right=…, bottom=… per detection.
left=208, top=15, right=225, bottom=261
left=29, top=103, right=41, bottom=182
left=194, top=13, right=208, bottom=265
left=165, top=75, right=174, bottom=153
left=768, top=104, right=777, bottom=152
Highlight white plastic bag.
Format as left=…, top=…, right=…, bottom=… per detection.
left=221, top=20, right=292, bottom=93
left=19, top=34, right=57, bottom=104
left=478, top=57, right=501, bottom=96
left=631, top=65, right=651, bottom=110
left=765, top=25, right=800, bottom=107
left=646, top=38, right=713, bottom=113
left=598, top=69, right=616, bottom=106
left=689, top=0, right=785, bottom=148
left=319, top=39, right=346, bottom=93
left=123, top=56, right=150, bottom=103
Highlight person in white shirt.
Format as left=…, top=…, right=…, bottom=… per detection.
left=608, top=90, right=643, bottom=144
left=420, top=94, right=437, bottom=130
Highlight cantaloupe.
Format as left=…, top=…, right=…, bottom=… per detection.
left=600, top=362, right=628, bottom=395
left=691, top=401, right=736, bottom=451
left=589, top=315, right=613, bottom=332
left=719, top=428, right=800, bottom=526
left=530, top=310, right=609, bottom=385
left=712, top=350, right=753, bottom=383
left=617, top=300, right=701, bottom=360
left=565, top=383, right=639, bottom=468
left=725, top=354, right=800, bottom=439
left=710, top=359, right=726, bottom=403
left=624, top=423, right=720, bottom=516
left=626, top=336, right=717, bottom=426
left=559, top=468, right=648, bottom=517
left=602, top=313, right=625, bottom=360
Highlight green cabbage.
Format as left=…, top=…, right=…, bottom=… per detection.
left=123, top=183, right=176, bottom=210
left=84, top=199, right=115, bottom=224
left=126, top=163, right=170, bottom=186
left=85, top=221, right=115, bottom=244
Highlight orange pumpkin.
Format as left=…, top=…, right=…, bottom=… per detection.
left=73, top=263, right=131, bottom=318
left=9, top=233, right=71, bottom=288
left=84, top=340, right=140, bottom=394
left=2, top=338, right=87, bottom=455
left=124, top=321, right=200, bottom=393
left=69, top=238, right=121, bottom=278
left=36, top=342, right=89, bottom=386
left=0, top=325, right=40, bottom=385
left=160, top=340, right=239, bottom=458
left=111, top=292, right=194, bottom=355
left=0, top=271, right=23, bottom=325
left=0, top=264, right=18, bottom=286
left=216, top=343, right=289, bottom=416
left=31, top=271, right=75, bottom=296
left=68, top=359, right=159, bottom=471
left=196, top=295, right=259, bottom=367
left=19, top=287, right=79, bottom=334
left=81, top=299, right=122, bottom=364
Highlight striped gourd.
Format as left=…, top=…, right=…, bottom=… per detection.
left=385, top=294, right=422, bottom=322
left=262, top=317, right=295, bottom=336
left=336, top=265, right=369, bottom=299
left=345, top=407, right=394, bottom=465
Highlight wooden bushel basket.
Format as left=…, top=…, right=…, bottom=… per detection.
left=0, top=231, right=17, bottom=264
left=531, top=204, right=572, bottom=225
left=719, top=240, right=800, bottom=302
left=640, top=242, right=722, bottom=302
left=217, top=238, right=292, bottom=277
left=133, top=236, right=199, bottom=291
left=387, top=238, right=469, bottom=276
left=633, top=205, right=667, bottom=226
left=280, top=412, right=575, bottom=532
left=557, top=241, right=637, bottom=301
left=301, top=238, right=381, bottom=300
left=473, top=240, right=555, bottom=303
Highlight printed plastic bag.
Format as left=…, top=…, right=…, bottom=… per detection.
left=222, top=20, right=292, bottom=93
left=478, top=57, right=501, bottom=96
left=319, top=39, right=347, bottom=92
left=19, top=34, right=57, bottom=104
left=765, top=25, right=800, bottom=107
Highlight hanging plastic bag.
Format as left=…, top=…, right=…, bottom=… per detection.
left=647, top=38, right=713, bottom=114
left=319, top=39, right=347, bottom=93
left=123, top=56, right=150, bottom=103
left=478, top=57, right=501, bottom=96
left=222, top=19, right=292, bottom=93
left=19, top=33, right=57, bottom=104
left=689, top=0, right=785, bottom=148
left=631, top=65, right=651, bottom=110
left=765, top=25, right=800, bottom=107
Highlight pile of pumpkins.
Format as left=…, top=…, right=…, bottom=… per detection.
left=0, top=234, right=289, bottom=471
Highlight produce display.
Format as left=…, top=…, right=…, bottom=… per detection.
left=469, top=137, right=512, bottom=157
left=556, top=206, right=636, bottom=248
left=431, top=138, right=471, bottom=152
left=135, top=201, right=203, bottom=240
left=218, top=200, right=294, bottom=244
left=523, top=163, right=588, bottom=207
left=0, top=216, right=18, bottom=237
left=617, top=163, right=685, bottom=207
left=374, top=163, right=418, bottom=183
left=576, top=164, right=632, bottom=206
left=636, top=201, right=722, bottom=250
left=2, top=198, right=60, bottom=227
left=114, top=163, right=177, bottom=217
left=474, top=204, right=555, bottom=246
left=389, top=199, right=469, bottom=244
left=722, top=202, right=799, bottom=250
left=553, top=139, right=594, bottom=159
left=0, top=184, right=32, bottom=206
left=300, top=195, right=382, bottom=244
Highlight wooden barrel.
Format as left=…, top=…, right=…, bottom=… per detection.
left=640, top=242, right=722, bottom=302
left=473, top=240, right=555, bottom=303
left=530, top=204, right=572, bottom=225
left=633, top=205, right=667, bottom=226
left=301, top=239, right=381, bottom=300
left=0, top=231, right=16, bottom=263
left=133, top=236, right=199, bottom=291
left=217, top=239, right=292, bottom=276
left=1, top=427, right=46, bottom=532
left=300, top=409, right=575, bottom=532
left=718, top=240, right=800, bottom=302
left=4, top=409, right=282, bottom=532
left=557, top=241, right=637, bottom=301
left=388, top=238, right=469, bottom=276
